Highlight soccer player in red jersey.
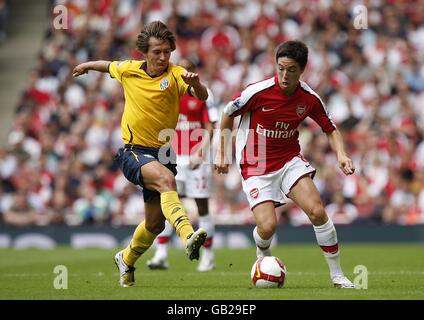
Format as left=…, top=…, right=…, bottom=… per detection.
left=215, top=40, right=355, bottom=288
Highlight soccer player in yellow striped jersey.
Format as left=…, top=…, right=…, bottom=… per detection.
left=73, top=21, right=208, bottom=287
left=108, top=59, right=189, bottom=148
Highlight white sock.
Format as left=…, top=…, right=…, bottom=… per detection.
left=161, top=221, right=174, bottom=237
left=313, top=218, right=343, bottom=278
left=199, top=214, right=215, bottom=238
left=155, top=243, right=168, bottom=259
left=253, top=226, right=272, bottom=249
left=155, top=221, right=174, bottom=259
left=199, top=214, right=215, bottom=257
left=201, top=247, right=214, bottom=260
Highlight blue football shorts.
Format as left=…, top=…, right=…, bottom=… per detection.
left=114, top=144, right=177, bottom=202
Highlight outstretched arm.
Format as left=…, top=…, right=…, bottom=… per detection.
left=72, top=60, right=111, bottom=77
left=326, top=129, right=355, bottom=175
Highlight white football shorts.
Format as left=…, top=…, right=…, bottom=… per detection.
left=176, top=154, right=212, bottom=198
left=241, top=155, right=316, bottom=209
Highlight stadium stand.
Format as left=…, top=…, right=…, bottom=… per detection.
left=0, top=0, right=423, bottom=228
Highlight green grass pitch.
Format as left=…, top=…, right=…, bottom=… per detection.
left=0, top=244, right=423, bottom=300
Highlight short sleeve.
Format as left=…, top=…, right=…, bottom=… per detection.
left=223, top=91, right=255, bottom=118
left=308, top=96, right=337, bottom=133
left=109, top=60, right=132, bottom=83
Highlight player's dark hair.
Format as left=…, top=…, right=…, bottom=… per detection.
left=275, top=40, right=308, bottom=70
left=136, top=21, right=176, bottom=54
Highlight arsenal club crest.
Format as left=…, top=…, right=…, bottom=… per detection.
left=250, top=188, right=259, bottom=199
left=296, top=105, right=307, bottom=117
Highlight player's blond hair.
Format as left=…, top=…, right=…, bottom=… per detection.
left=136, top=21, right=176, bottom=54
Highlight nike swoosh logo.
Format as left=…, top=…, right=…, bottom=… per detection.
left=256, top=264, right=261, bottom=278
left=262, top=107, right=275, bottom=112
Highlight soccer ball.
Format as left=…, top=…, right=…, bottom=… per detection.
left=251, top=256, right=287, bottom=288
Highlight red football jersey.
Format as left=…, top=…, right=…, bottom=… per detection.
left=224, top=75, right=336, bottom=179
left=172, top=94, right=210, bottom=155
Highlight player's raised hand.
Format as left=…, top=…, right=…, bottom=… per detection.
left=72, top=63, right=89, bottom=77
left=338, top=154, right=355, bottom=175
left=181, top=72, right=201, bottom=86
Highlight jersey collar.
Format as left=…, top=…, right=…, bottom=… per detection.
left=140, top=61, right=169, bottom=78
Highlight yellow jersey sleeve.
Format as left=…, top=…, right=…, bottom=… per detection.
left=109, top=60, right=133, bottom=83
left=171, top=65, right=190, bottom=98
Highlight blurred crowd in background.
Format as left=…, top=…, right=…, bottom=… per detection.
left=1, top=0, right=424, bottom=227
left=0, top=0, right=7, bottom=44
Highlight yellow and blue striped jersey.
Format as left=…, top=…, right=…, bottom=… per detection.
left=109, top=60, right=189, bottom=147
